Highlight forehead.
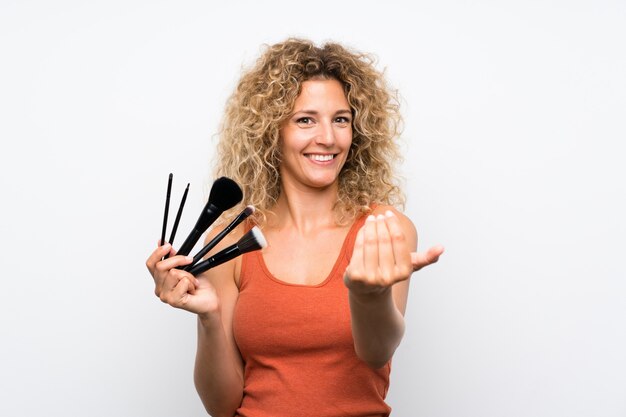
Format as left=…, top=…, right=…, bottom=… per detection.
left=294, top=79, right=349, bottom=108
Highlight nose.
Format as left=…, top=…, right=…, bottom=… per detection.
left=315, top=120, right=335, bottom=146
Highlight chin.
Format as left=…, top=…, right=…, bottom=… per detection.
left=306, top=178, right=339, bottom=189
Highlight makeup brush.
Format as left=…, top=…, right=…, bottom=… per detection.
left=184, top=205, right=255, bottom=271
left=188, top=226, right=267, bottom=276
left=176, top=177, right=243, bottom=256
left=168, top=182, right=190, bottom=246
left=161, top=173, right=173, bottom=247
left=162, top=182, right=190, bottom=260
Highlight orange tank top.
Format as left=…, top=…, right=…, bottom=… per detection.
left=233, top=214, right=392, bottom=417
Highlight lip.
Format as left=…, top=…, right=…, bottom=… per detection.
left=304, top=153, right=337, bottom=164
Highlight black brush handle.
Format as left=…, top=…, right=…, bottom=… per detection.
left=168, top=183, right=189, bottom=246
left=188, top=245, right=242, bottom=276
left=160, top=173, right=173, bottom=246
left=184, top=210, right=250, bottom=271
left=176, top=203, right=221, bottom=256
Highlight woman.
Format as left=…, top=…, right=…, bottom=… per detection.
left=146, top=38, right=443, bottom=417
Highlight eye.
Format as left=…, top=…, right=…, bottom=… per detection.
left=296, top=117, right=314, bottom=125
left=334, top=116, right=351, bottom=124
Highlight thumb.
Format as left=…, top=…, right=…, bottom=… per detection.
left=411, top=245, right=444, bottom=272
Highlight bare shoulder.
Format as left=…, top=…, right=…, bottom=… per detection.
left=371, top=205, right=417, bottom=250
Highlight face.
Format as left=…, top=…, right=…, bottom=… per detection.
left=278, top=78, right=353, bottom=191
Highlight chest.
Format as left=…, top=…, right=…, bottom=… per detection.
left=261, top=226, right=351, bottom=286
left=234, top=252, right=354, bottom=360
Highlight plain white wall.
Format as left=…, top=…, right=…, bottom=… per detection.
left=1, top=0, right=625, bottom=416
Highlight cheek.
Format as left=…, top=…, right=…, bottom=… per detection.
left=340, top=130, right=353, bottom=148
left=279, top=137, right=296, bottom=155
left=281, top=129, right=311, bottom=151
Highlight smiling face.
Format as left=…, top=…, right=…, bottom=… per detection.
left=278, top=78, right=353, bottom=192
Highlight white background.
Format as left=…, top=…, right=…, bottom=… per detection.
left=1, top=0, right=625, bottom=416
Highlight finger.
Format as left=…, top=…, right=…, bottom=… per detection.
left=146, top=243, right=173, bottom=273
left=161, top=268, right=194, bottom=295
left=362, top=215, right=378, bottom=278
left=155, top=254, right=194, bottom=274
left=172, top=276, right=197, bottom=302
left=411, top=245, right=445, bottom=272
left=344, top=227, right=364, bottom=282
left=375, top=214, right=394, bottom=280
left=384, top=210, right=412, bottom=272
left=349, top=226, right=366, bottom=274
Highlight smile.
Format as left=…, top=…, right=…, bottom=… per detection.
left=305, top=154, right=335, bottom=162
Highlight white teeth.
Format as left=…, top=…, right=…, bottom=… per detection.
left=307, top=154, right=334, bottom=162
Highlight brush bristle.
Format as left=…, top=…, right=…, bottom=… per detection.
left=208, top=177, right=243, bottom=211
left=237, top=226, right=267, bottom=253
left=243, top=205, right=255, bottom=216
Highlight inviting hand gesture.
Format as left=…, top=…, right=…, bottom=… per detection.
left=344, top=211, right=444, bottom=296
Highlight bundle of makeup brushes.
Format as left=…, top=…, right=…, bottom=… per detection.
left=160, top=173, right=267, bottom=276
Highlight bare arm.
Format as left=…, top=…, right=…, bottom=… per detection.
left=194, top=237, right=243, bottom=417
left=146, top=227, right=245, bottom=417
left=193, top=251, right=244, bottom=417
left=344, top=208, right=444, bottom=369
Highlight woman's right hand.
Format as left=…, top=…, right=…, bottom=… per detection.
left=145, top=243, right=220, bottom=316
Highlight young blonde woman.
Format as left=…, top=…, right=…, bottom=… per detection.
left=146, top=38, right=444, bottom=417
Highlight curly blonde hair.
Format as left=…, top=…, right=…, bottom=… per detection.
left=213, top=38, right=404, bottom=226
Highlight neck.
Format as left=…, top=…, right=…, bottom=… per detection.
left=269, top=180, right=340, bottom=234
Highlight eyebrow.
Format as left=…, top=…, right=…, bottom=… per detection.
left=293, top=109, right=352, bottom=116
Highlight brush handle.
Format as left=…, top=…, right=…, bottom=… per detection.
left=161, top=173, right=173, bottom=246
left=184, top=210, right=250, bottom=271
left=177, top=228, right=206, bottom=257
left=177, top=203, right=222, bottom=256
left=188, top=245, right=242, bottom=276
left=168, top=183, right=189, bottom=246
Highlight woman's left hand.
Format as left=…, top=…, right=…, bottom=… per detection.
left=344, top=210, right=444, bottom=296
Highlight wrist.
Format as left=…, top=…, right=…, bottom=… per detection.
left=197, top=306, right=222, bottom=330
left=348, top=286, right=393, bottom=308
